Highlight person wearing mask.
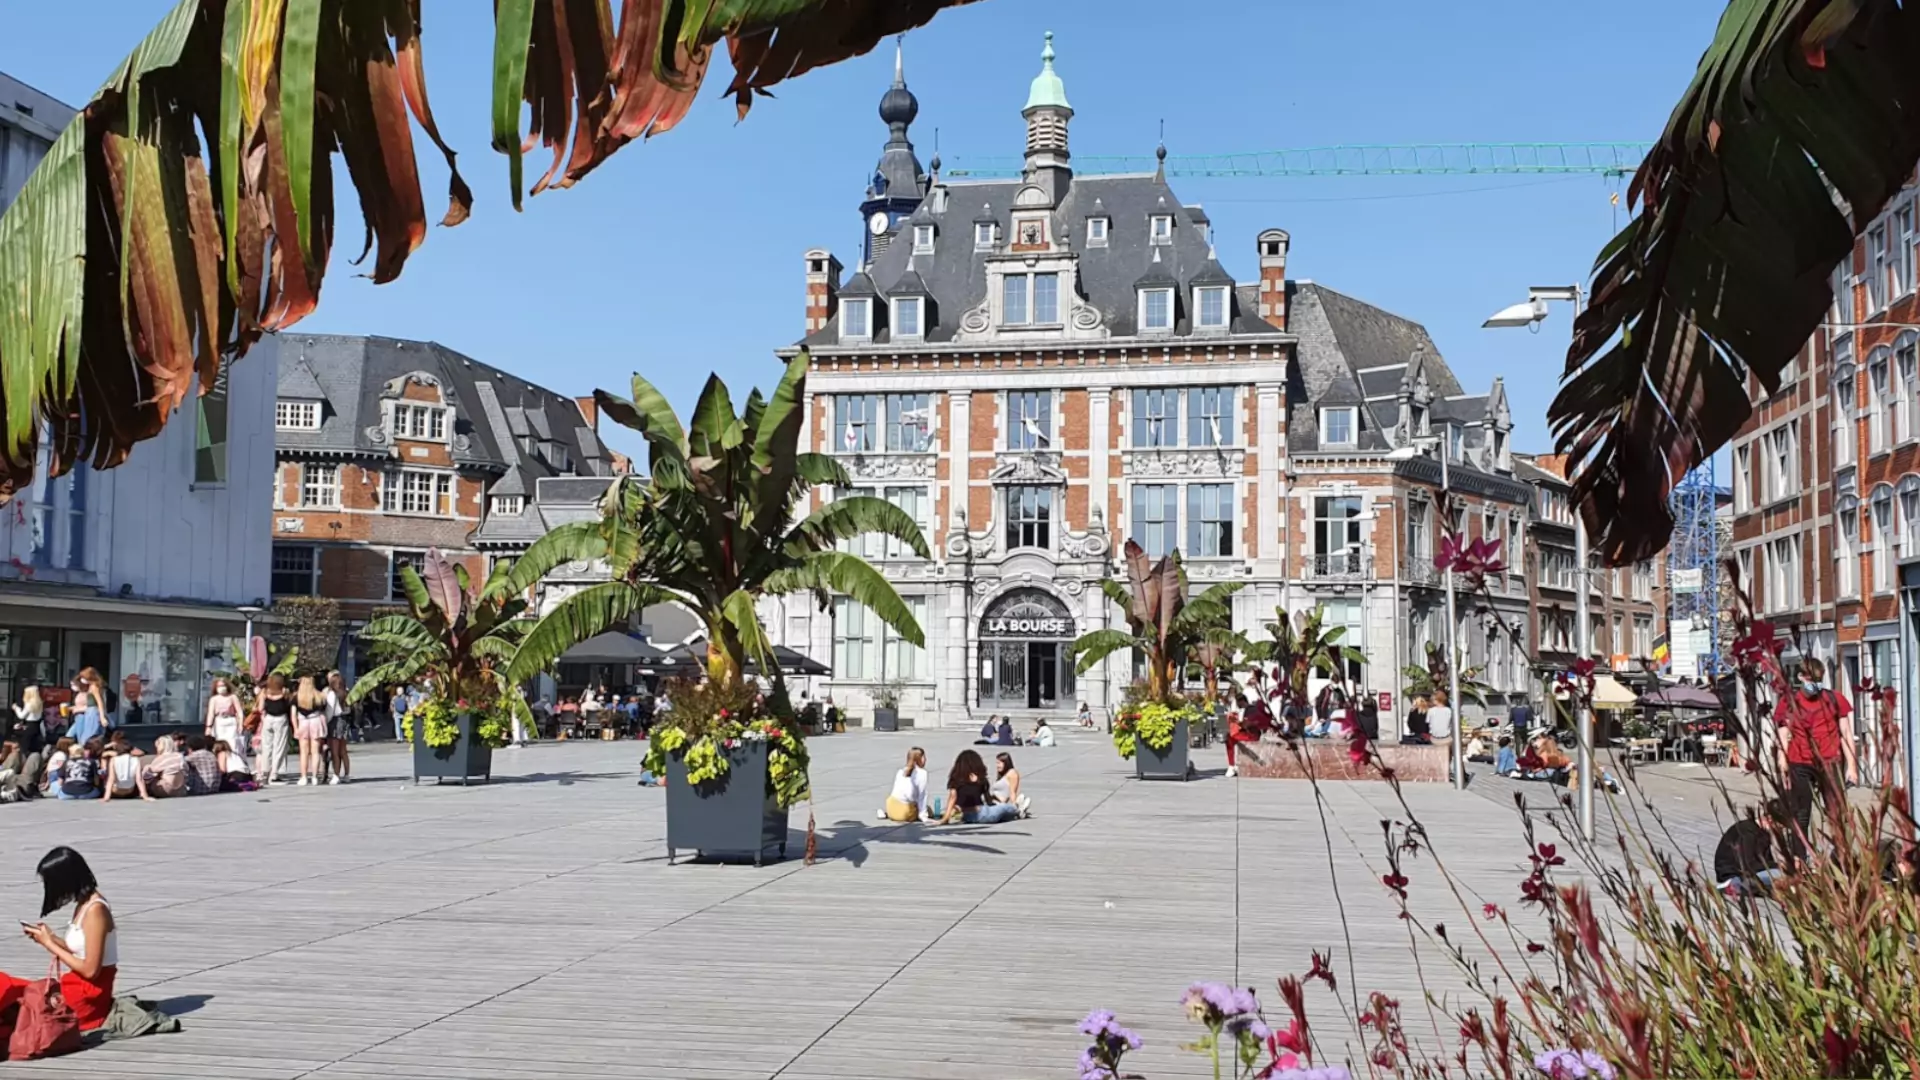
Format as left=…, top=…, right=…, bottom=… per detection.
left=878, top=747, right=931, bottom=822
left=991, top=752, right=1030, bottom=817
left=1773, top=657, right=1858, bottom=852
left=65, top=669, right=106, bottom=749
left=292, top=676, right=328, bottom=787
left=1402, top=694, right=1431, bottom=745
left=936, top=749, right=1020, bottom=825
left=1426, top=689, right=1456, bottom=775
left=4, top=847, right=120, bottom=1031
left=205, top=677, right=248, bottom=762
left=255, top=674, right=294, bottom=786
left=324, top=671, right=352, bottom=784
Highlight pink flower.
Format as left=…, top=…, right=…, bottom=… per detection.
left=1482, top=903, right=1501, bottom=920
left=1435, top=534, right=1506, bottom=590
left=1382, top=873, right=1409, bottom=899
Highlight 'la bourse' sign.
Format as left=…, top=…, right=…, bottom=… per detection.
left=981, top=590, right=1074, bottom=638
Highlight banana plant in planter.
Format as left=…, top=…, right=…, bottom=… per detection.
left=351, top=551, right=532, bottom=785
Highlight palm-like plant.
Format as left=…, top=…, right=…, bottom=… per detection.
left=1400, top=641, right=1492, bottom=707
left=503, top=351, right=926, bottom=689
left=1256, top=605, right=1368, bottom=711
left=1551, top=1, right=1920, bottom=563
left=348, top=550, right=530, bottom=726
left=1070, top=541, right=1244, bottom=702
left=0, top=0, right=978, bottom=496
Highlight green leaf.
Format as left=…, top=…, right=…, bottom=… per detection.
left=687, top=372, right=741, bottom=459
left=787, top=495, right=928, bottom=557
left=495, top=519, right=609, bottom=598
left=766, top=551, right=923, bottom=645
left=279, top=0, right=323, bottom=269
left=358, top=614, right=442, bottom=655
left=491, top=0, right=537, bottom=211
left=505, top=580, right=669, bottom=683
left=749, top=351, right=810, bottom=531
left=398, top=563, right=433, bottom=617
left=1070, top=629, right=1142, bottom=676
left=721, top=588, right=776, bottom=671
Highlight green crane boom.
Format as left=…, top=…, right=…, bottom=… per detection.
left=941, top=142, right=1650, bottom=180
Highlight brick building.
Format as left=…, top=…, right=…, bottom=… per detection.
left=1515, top=454, right=1664, bottom=679
left=270, top=334, right=617, bottom=666
left=767, top=37, right=1525, bottom=728
left=1728, top=181, right=1920, bottom=786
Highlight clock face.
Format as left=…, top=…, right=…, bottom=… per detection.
left=869, top=211, right=890, bottom=236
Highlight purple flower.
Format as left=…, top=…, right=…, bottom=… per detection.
left=1184, top=980, right=1260, bottom=1023
left=1078, top=1047, right=1115, bottom=1080
left=1535, top=1048, right=1617, bottom=1080
left=1079, top=1010, right=1116, bottom=1036
left=1226, top=1013, right=1272, bottom=1041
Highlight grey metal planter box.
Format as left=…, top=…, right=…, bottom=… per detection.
left=873, top=707, right=899, bottom=732
left=1135, top=718, right=1192, bottom=781
left=413, top=713, right=493, bottom=785
left=665, top=740, right=790, bottom=867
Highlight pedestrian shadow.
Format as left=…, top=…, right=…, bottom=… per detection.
left=358, top=770, right=636, bottom=787
left=807, top=819, right=1022, bottom=868
left=149, top=994, right=213, bottom=1016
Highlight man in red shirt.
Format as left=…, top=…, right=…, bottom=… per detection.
left=1772, top=657, right=1859, bottom=850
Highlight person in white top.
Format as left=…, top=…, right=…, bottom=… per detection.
left=878, top=747, right=930, bottom=822
left=324, top=671, right=352, bottom=785
left=7, top=847, right=119, bottom=1031
left=1426, top=689, right=1457, bottom=779
left=204, top=678, right=248, bottom=762
left=1028, top=719, right=1056, bottom=747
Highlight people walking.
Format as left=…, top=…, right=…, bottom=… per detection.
left=10, top=684, right=46, bottom=758
left=292, top=676, right=328, bottom=786
left=205, top=677, right=248, bottom=762
left=324, top=671, right=352, bottom=784
left=65, top=669, right=106, bottom=748
left=255, top=674, right=293, bottom=786
left=1773, top=657, right=1858, bottom=854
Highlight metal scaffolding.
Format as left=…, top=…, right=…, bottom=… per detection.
left=1666, top=462, right=1724, bottom=679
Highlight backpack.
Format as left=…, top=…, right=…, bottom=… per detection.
left=7, top=962, right=81, bottom=1059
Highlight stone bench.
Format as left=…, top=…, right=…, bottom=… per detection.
left=1236, top=738, right=1451, bottom=782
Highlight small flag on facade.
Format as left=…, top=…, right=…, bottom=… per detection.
left=1651, top=633, right=1671, bottom=669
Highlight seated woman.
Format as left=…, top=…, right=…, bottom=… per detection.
left=937, top=749, right=1020, bottom=825
left=1027, top=719, right=1055, bottom=748
left=100, top=732, right=154, bottom=802
left=1494, top=735, right=1518, bottom=776
left=213, top=740, right=255, bottom=792
left=2, top=847, right=119, bottom=1031
left=55, top=739, right=102, bottom=801
left=0, top=740, right=42, bottom=802
left=1715, top=801, right=1785, bottom=897
left=141, top=735, right=188, bottom=799
left=991, top=752, right=1030, bottom=817
left=878, top=747, right=929, bottom=822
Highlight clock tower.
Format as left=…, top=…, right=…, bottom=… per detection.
left=859, top=40, right=927, bottom=264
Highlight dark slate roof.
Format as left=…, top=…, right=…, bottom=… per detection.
left=1286, top=282, right=1476, bottom=454
left=801, top=170, right=1277, bottom=347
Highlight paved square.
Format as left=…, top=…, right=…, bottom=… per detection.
left=0, top=731, right=1717, bottom=1078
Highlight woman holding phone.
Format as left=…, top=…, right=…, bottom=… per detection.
left=1, top=847, right=118, bottom=1031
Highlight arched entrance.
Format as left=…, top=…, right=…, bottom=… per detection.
left=977, top=588, right=1076, bottom=710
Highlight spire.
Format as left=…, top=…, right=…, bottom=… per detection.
left=1024, top=30, right=1071, bottom=112
left=1022, top=31, right=1073, bottom=203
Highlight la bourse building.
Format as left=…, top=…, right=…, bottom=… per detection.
left=767, top=37, right=1486, bottom=726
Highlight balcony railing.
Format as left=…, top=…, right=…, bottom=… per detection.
left=1402, top=555, right=1439, bottom=587
left=1306, top=550, right=1374, bottom=582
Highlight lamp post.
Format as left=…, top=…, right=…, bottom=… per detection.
left=1388, top=439, right=1461, bottom=789
left=1484, top=285, right=1595, bottom=840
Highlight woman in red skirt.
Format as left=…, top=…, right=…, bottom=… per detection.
left=2, top=847, right=117, bottom=1031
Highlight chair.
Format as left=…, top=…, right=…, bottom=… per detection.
left=1660, top=738, right=1689, bottom=763
left=1699, top=736, right=1729, bottom=766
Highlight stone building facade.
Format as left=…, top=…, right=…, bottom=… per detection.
left=767, top=37, right=1526, bottom=729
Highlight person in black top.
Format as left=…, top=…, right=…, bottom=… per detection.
left=937, top=749, right=1019, bottom=825
left=1355, top=692, right=1381, bottom=742
left=1508, top=700, right=1535, bottom=745
left=1402, top=694, right=1432, bottom=744
left=1715, top=801, right=1786, bottom=896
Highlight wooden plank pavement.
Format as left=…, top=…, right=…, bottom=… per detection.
left=0, top=732, right=1738, bottom=1078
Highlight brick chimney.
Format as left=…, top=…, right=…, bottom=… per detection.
left=805, top=249, right=843, bottom=334
left=1257, top=229, right=1289, bottom=330
left=573, top=395, right=599, bottom=429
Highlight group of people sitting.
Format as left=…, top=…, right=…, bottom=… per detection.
left=15, top=731, right=253, bottom=802
left=878, top=747, right=1030, bottom=825
left=974, top=714, right=1054, bottom=747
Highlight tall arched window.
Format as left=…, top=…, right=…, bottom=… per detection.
left=1836, top=493, right=1860, bottom=599
left=1901, top=475, right=1920, bottom=557
left=1872, top=483, right=1896, bottom=592
left=1834, top=355, right=1857, bottom=468
left=1899, top=332, right=1919, bottom=443
left=1869, top=348, right=1892, bottom=453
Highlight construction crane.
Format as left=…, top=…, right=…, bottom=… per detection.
left=941, top=142, right=1650, bottom=180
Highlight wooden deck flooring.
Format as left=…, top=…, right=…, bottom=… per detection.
left=0, top=732, right=1746, bottom=1078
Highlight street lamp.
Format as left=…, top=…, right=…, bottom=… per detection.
left=1484, top=284, right=1596, bottom=840
left=1387, top=438, right=1463, bottom=790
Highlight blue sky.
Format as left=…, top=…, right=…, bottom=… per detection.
left=3, top=1, right=1726, bottom=461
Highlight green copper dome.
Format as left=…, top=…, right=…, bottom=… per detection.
left=1023, top=31, right=1071, bottom=112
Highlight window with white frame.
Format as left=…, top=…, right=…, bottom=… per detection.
left=1833, top=259, right=1852, bottom=326
left=271, top=544, right=316, bottom=596
left=1762, top=423, right=1798, bottom=502
left=1900, top=340, right=1917, bottom=443
left=1611, top=615, right=1624, bottom=657
left=841, top=298, right=871, bottom=339
left=1139, top=287, right=1174, bottom=332
left=1897, top=199, right=1915, bottom=298
left=276, top=400, right=320, bottom=430
left=1872, top=349, right=1894, bottom=451
left=380, top=469, right=455, bottom=516
left=1767, top=535, right=1801, bottom=611
left=390, top=549, right=427, bottom=599
left=1448, top=424, right=1465, bottom=461
left=1008, top=390, right=1052, bottom=449
left=1188, top=386, right=1233, bottom=447
left=1005, top=486, right=1054, bottom=551
left=299, top=463, right=339, bottom=508
left=1407, top=499, right=1432, bottom=563
left=912, top=224, right=934, bottom=254
left=892, top=297, right=924, bottom=339
left=974, top=222, right=995, bottom=250
left=1188, top=483, right=1235, bottom=557
left=1837, top=494, right=1861, bottom=599
left=1869, top=222, right=1890, bottom=312
left=1541, top=547, right=1577, bottom=591
left=1633, top=560, right=1653, bottom=601
left=1834, top=356, right=1857, bottom=468
left=490, top=494, right=524, bottom=517
left=1314, top=494, right=1364, bottom=574
left=1900, top=476, right=1920, bottom=557
left=1086, top=217, right=1109, bottom=246
left=881, top=485, right=931, bottom=560
left=391, top=403, right=447, bottom=441
left=1633, top=616, right=1653, bottom=659
left=1131, top=484, right=1178, bottom=559
left=835, top=393, right=880, bottom=453
left=1734, top=444, right=1752, bottom=511
left=1320, top=407, right=1357, bottom=448
left=883, top=595, right=929, bottom=679
left=1132, top=388, right=1180, bottom=447
left=885, top=393, right=932, bottom=452
left=1505, top=515, right=1521, bottom=569
left=1737, top=548, right=1755, bottom=604
left=1001, top=272, right=1060, bottom=326
left=833, top=595, right=926, bottom=681
left=1872, top=484, right=1896, bottom=592
left=1149, top=214, right=1172, bottom=243
left=1195, top=286, right=1229, bottom=329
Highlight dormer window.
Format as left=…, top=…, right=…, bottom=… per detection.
left=1195, top=286, right=1229, bottom=330
left=275, top=400, right=320, bottom=430
left=1139, top=288, right=1174, bottom=333
left=1149, top=214, right=1173, bottom=244
left=391, top=403, right=447, bottom=441
left=1320, top=407, right=1357, bottom=448
left=974, top=222, right=996, bottom=250
left=1447, top=424, right=1465, bottom=461
left=912, top=225, right=934, bottom=254
left=1001, top=272, right=1060, bottom=327
left=842, top=298, right=871, bottom=339
left=893, top=297, right=924, bottom=339
left=1087, top=217, right=1109, bottom=246
left=1409, top=402, right=1429, bottom=435
left=490, top=495, right=524, bottom=517
left=1493, top=429, right=1510, bottom=468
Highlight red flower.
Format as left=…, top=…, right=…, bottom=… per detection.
left=1526, top=942, right=1546, bottom=954
left=1482, top=903, right=1501, bottom=920
left=1307, top=950, right=1337, bottom=990
left=1822, top=1025, right=1857, bottom=1075
left=1271, top=1018, right=1309, bottom=1055
left=1382, top=872, right=1409, bottom=899
left=1535, top=843, right=1566, bottom=868
left=1347, top=731, right=1372, bottom=768
left=1434, top=923, right=1448, bottom=940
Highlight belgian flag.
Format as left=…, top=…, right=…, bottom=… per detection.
left=1651, top=633, right=1671, bottom=670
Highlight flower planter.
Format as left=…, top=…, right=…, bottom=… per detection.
left=873, top=707, right=900, bottom=733
left=1135, top=718, right=1192, bottom=781
left=413, top=712, right=493, bottom=785
left=665, top=740, right=790, bottom=867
